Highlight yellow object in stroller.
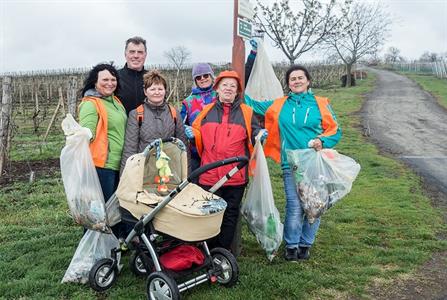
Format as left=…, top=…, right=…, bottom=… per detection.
left=88, top=138, right=248, bottom=299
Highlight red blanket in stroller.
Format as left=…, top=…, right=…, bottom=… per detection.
left=160, top=245, right=205, bottom=271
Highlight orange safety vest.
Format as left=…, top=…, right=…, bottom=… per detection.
left=80, top=96, right=123, bottom=168
left=264, top=95, right=333, bottom=163
left=192, top=102, right=254, bottom=158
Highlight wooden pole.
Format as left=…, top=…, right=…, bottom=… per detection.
left=0, top=77, right=13, bottom=178
left=232, top=0, right=246, bottom=94
left=67, top=76, right=78, bottom=119
left=59, top=87, right=66, bottom=115
left=42, top=96, right=62, bottom=142
left=230, top=0, right=246, bottom=257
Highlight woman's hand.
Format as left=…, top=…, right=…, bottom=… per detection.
left=308, top=138, right=323, bottom=151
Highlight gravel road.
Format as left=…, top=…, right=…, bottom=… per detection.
left=362, top=68, right=447, bottom=300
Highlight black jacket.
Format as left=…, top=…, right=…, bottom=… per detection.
left=117, top=64, right=146, bottom=115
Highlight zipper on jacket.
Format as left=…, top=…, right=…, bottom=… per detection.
left=304, top=107, right=310, bottom=124
left=292, top=107, right=296, bottom=124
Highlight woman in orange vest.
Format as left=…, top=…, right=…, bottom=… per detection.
left=245, top=65, right=342, bottom=261
left=79, top=63, right=128, bottom=237
left=190, top=70, right=266, bottom=251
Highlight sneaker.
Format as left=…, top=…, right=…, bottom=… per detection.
left=284, top=247, right=298, bottom=261
left=298, top=246, right=310, bottom=260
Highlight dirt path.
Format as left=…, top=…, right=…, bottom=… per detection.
left=361, top=68, right=447, bottom=299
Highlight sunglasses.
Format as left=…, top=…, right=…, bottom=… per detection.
left=195, top=74, right=211, bottom=81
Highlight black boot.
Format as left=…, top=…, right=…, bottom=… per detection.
left=298, top=246, right=310, bottom=260
left=284, top=247, right=298, bottom=261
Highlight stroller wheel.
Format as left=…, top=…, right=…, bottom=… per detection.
left=89, top=258, right=117, bottom=291
left=147, top=271, right=179, bottom=300
left=129, top=251, right=152, bottom=277
left=210, top=247, right=239, bottom=287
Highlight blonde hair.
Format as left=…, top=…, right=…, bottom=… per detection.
left=143, top=70, right=167, bottom=90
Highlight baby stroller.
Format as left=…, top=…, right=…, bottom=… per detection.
left=88, top=137, right=248, bottom=300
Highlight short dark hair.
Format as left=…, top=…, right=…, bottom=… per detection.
left=81, top=63, right=120, bottom=96
left=143, top=69, right=167, bottom=90
left=125, top=36, right=147, bottom=52
left=285, top=65, right=312, bottom=90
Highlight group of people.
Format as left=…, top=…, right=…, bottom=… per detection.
left=78, top=36, right=342, bottom=262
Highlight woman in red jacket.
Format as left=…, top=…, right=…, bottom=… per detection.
left=191, top=70, right=265, bottom=251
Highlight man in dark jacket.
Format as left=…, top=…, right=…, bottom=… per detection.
left=117, top=36, right=147, bottom=115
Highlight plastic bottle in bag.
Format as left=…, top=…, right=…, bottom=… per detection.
left=266, top=214, right=277, bottom=239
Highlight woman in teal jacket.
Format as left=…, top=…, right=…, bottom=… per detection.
left=245, top=65, right=342, bottom=261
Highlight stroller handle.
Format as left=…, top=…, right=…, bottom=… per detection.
left=187, top=156, right=249, bottom=182
left=142, top=137, right=187, bottom=156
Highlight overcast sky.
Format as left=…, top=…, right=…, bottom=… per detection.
left=1, top=0, right=446, bottom=73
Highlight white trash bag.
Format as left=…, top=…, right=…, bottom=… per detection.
left=241, top=136, right=283, bottom=261
left=62, top=199, right=121, bottom=284
left=61, top=231, right=120, bottom=284
left=286, top=149, right=361, bottom=223
left=245, top=38, right=284, bottom=100
left=60, top=114, right=110, bottom=233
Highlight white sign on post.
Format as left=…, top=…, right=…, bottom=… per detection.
left=238, top=0, right=255, bottom=20
left=237, top=17, right=252, bottom=40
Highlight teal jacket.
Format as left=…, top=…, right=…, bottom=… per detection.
left=244, top=91, right=342, bottom=168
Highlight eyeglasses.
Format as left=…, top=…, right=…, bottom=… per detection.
left=195, top=74, right=211, bottom=81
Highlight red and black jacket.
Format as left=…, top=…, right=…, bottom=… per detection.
left=192, top=98, right=261, bottom=186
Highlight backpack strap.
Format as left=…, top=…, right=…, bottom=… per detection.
left=168, top=104, right=177, bottom=126
left=136, top=104, right=144, bottom=128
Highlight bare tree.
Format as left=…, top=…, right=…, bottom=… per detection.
left=324, top=2, right=392, bottom=87
left=163, top=46, right=191, bottom=103
left=385, top=47, right=404, bottom=63
left=164, top=46, right=191, bottom=70
left=419, top=51, right=438, bottom=62
left=255, top=0, right=351, bottom=65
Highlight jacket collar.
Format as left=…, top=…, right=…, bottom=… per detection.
left=123, top=63, right=145, bottom=74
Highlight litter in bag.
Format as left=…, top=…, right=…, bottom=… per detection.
left=61, top=230, right=120, bottom=284
left=60, top=114, right=110, bottom=233
left=61, top=200, right=121, bottom=284
left=245, top=38, right=284, bottom=100
left=286, top=149, right=361, bottom=223
left=241, top=136, right=283, bottom=261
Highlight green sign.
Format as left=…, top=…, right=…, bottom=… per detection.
left=238, top=18, right=252, bottom=40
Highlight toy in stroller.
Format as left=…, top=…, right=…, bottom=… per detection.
left=88, top=137, right=249, bottom=299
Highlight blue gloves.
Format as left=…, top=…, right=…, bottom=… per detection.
left=249, top=39, right=258, bottom=51
left=260, top=129, right=268, bottom=143
left=184, top=125, right=194, bottom=140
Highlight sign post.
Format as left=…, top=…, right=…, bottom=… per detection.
left=232, top=0, right=246, bottom=94
left=230, top=0, right=254, bottom=257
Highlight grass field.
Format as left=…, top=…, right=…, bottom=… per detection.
left=1, top=75, right=446, bottom=299
left=401, top=73, right=447, bottom=110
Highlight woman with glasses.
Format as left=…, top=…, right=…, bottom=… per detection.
left=180, top=63, right=217, bottom=172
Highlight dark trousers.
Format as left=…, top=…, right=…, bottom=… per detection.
left=201, top=184, right=246, bottom=249
left=95, top=167, right=131, bottom=238
left=189, top=155, right=201, bottom=184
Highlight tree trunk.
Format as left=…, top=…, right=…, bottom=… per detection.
left=0, top=77, right=13, bottom=178
left=346, top=64, right=353, bottom=87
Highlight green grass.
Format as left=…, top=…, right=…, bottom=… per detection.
left=1, top=76, right=446, bottom=299
left=400, top=73, right=447, bottom=109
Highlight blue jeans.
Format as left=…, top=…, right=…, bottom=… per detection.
left=283, top=169, right=320, bottom=249
left=96, top=167, right=131, bottom=239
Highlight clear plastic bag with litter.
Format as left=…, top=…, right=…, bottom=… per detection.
left=60, top=114, right=110, bottom=233
left=286, top=148, right=361, bottom=223
left=241, top=136, right=283, bottom=261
